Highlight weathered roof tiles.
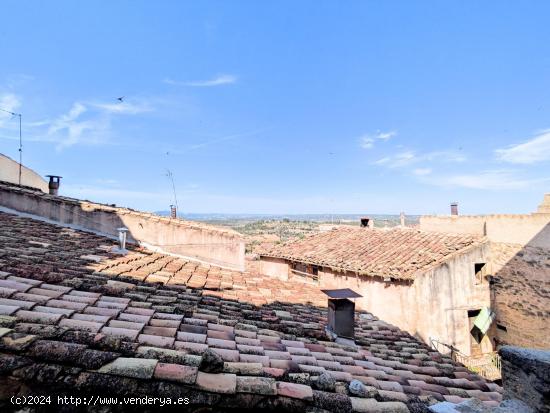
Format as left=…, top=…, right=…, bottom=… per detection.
left=258, top=226, right=485, bottom=280
left=0, top=211, right=502, bottom=412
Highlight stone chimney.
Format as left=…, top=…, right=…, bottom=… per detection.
left=450, top=202, right=458, bottom=216
left=536, top=193, right=550, bottom=214
left=45, top=175, right=62, bottom=196
left=170, top=205, right=177, bottom=218
left=360, top=217, right=374, bottom=228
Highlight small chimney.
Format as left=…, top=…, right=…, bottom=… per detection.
left=322, top=288, right=363, bottom=340
left=45, top=175, right=62, bottom=195
left=360, top=217, right=374, bottom=228
left=451, top=202, right=458, bottom=216
left=170, top=205, right=177, bottom=219
left=400, top=212, right=405, bottom=227
left=117, top=227, right=129, bottom=252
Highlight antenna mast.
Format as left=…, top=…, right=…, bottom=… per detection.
left=166, top=169, right=179, bottom=213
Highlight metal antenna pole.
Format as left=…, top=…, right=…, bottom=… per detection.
left=18, top=114, right=22, bottom=185
left=167, top=169, right=179, bottom=212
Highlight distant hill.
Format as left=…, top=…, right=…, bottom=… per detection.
left=154, top=211, right=420, bottom=225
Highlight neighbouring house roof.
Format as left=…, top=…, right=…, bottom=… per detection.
left=0, top=211, right=501, bottom=412
left=258, top=226, right=485, bottom=280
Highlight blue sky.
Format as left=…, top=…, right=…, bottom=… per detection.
left=1, top=1, right=549, bottom=215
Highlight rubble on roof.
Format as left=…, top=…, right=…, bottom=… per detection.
left=0, top=211, right=502, bottom=412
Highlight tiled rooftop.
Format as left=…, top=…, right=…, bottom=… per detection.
left=0, top=211, right=501, bottom=412
left=258, top=226, right=485, bottom=280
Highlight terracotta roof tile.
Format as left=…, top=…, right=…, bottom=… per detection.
left=0, top=210, right=502, bottom=411
left=259, top=226, right=485, bottom=280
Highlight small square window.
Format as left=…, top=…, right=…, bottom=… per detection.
left=474, top=263, right=486, bottom=285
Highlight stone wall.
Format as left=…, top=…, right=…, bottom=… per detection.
left=490, top=243, right=550, bottom=350
left=499, top=346, right=550, bottom=412
left=260, top=243, right=494, bottom=356
left=419, top=212, right=550, bottom=247
left=419, top=199, right=550, bottom=351
left=259, top=257, right=290, bottom=280
left=347, top=244, right=493, bottom=356
left=0, top=154, right=48, bottom=192
left=0, top=181, right=245, bottom=270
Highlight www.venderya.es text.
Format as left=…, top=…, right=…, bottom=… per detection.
left=11, top=395, right=190, bottom=407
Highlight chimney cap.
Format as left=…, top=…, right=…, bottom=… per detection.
left=321, top=288, right=362, bottom=299
left=45, top=175, right=63, bottom=179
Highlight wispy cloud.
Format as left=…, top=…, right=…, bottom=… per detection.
left=92, top=101, right=153, bottom=115
left=359, top=130, right=396, bottom=150
left=0, top=93, right=21, bottom=127
left=164, top=74, right=237, bottom=87
left=162, top=129, right=264, bottom=155
left=63, top=184, right=165, bottom=202
left=374, top=151, right=416, bottom=167
left=360, top=137, right=375, bottom=149
left=495, top=129, right=550, bottom=164
left=47, top=102, right=110, bottom=149
left=413, top=167, right=432, bottom=176
left=374, top=150, right=466, bottom=168
left=423, top=169, right=548, bottom=190
left=4, top=97, right=157, bottom=150
left=5, top=74, right=35, bottom=89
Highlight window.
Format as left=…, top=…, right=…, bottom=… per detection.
left=497, top=324, right=508, bottom=332
left=474, top=263, right=486, bottom=285
left=468, top=309, right=483, bottom=352
left=290, top=262, right=320, bottom=283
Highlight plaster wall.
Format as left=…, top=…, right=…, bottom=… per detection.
left=316, top=244, right=492, bottom=355
left=259, top=257, right=290, bottom=281
left=0, top=182, right=245, bottom=270
left=420, top=212, right=550, bottom=247
left=0, top=154, right=48, bottom=192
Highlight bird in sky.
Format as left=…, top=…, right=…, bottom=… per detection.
left=117, top=96, right=125, bottom=102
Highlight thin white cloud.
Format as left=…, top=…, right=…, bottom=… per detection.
left=92, top=101, right=153, bottom=115
left=5, top=74, right=35, bottom=88
left=374, top=150, right=466, bottom=168
left=360, top=137, right=375, bottom=149
left=165, top=129, right=265, bottom=154
left=47, top=102, right=105, bottom=149
left=495, top=129, right=550, bottom=164
left=374, top=151, right=417, bottom=167
left=43, top=98, right=155, bottom=149
left=359, top=130, right=396, bottom=150
left=423, top=170, right=548, bottom=190
left=63, top=184, right=164, bottom=201
left=413, top=168, right=432, bottom=176
left=164, top=74, right=237, bottom=87
left=376, top=131, right=397, bottom=141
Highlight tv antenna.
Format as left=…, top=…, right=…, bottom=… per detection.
left=0, top=107, right=22, bottom=185
left=166, top=169, right=179, bottom=213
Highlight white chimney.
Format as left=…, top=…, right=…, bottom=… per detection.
left=117, top=227, right=128, bottom=252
